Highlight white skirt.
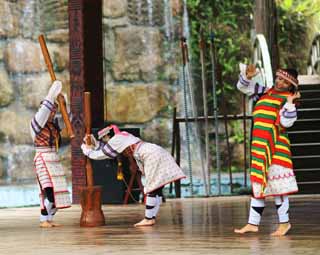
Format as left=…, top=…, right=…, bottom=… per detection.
left=34, top=147, right=71, bottom=209
left=252, top=164, right=298, bottom=198
left=134, top=142, right=186, bottom=194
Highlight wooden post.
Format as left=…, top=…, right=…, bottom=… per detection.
left=254, top=0, right=279, bottom=74
left=79, top=92, right=105, bottom=227
left=84, top=92, right=94, bottom=187
left=169, top=107, right=177, bottom=194
left=38, top=35, right=75, bottom=139
left=68, top=0, right=104, bottom=203
left=174, top=122, right=181, bottom=198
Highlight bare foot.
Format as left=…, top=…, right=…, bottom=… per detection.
left=39, top=221, right=53, bottom=228
left=271, top=223, right=291, bottom=236
left=134, top=218, right=155, bottom=227
left=234, top=224, right=259, bottom=234
left=48, top=221, right=62, bottom=227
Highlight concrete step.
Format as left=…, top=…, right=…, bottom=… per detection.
left=298, top=98, right=320, bottom=108
left=299, top=89, right=320, bottom=99
left=297, top=108, right=320, bottom=119
left=288, top=118, right=320, bottom=131
left=296, top=169, right=320, bottom=182
left=292, top=155, right=320, bottom=169
left=288, top=130, right=320, bottom=144
left=298, top=75, right=320, bottom=85
left=291, top=143, right=320, bottom=156
left=297, top=183, right=320, bottom=194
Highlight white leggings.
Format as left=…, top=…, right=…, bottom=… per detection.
left=248, top=196, right=289, bottom=225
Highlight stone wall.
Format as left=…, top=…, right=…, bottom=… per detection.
left=0, top=0, right=183, bottom=186
left=103, top=0, right=182, bottom=147
left=0, top=0, right=70, bottom=185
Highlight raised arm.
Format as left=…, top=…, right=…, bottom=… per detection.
left=81, top=139, right=119, bottom=161
left=279, top=92, right=301, bottom=128
left=236, top=64, right=266, bottom=100
left=30, top=81, right=62, bottom=141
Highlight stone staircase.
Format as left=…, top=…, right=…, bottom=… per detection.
left=288, top=75, right=320, bottom=194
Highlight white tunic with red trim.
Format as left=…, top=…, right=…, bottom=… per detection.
left=133, top=142, right=186, bottom=193
left=30, top=99, right=71, bottom=209
left=85, top=133, right=186, bottom=193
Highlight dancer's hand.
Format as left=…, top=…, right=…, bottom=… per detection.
left=287, top=91, right=301, bottom=104
left=81, top=143, right=92, bottom=156
left=46, top=80, right=62, bottom=102
left=246, top=64, right=258, bottom=80
left=82, top=134, right=96, bottom=146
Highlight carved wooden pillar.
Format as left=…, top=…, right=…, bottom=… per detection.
left=68, top=0, right=104, bottom=203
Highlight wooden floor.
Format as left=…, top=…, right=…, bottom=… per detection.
left=0, top=195, right=319, bottom=255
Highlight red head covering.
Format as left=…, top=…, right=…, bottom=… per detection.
left=276, top=69, right=299, bottom=87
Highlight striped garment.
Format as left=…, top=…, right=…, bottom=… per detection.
left=250, top=88, right=294, bottom=197
left=31, top=99, right=70, bottom=209
left=31, top=99, right=60, bottom=148
left=34, top=147, right=71, bottom=209
left=33, top=122, right=60, bottom=147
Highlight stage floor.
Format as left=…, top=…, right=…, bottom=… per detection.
left=0, top=195, right=319, bottom=255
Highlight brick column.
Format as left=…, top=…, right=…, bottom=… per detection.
left=68, top=0, right=104, bottom=203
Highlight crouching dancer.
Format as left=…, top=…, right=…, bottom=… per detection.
left=30, top=80, right=71, bottom=228
left=234, top=64, right=301, bottom=236
left=81, top=124, right=186, bottom=227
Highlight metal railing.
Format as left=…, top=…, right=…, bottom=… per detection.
left=170, top=34, right=273, bottom=197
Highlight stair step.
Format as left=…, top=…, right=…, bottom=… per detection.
left=292, top=156, right=320, bottom=169
left=297, top=108, right=320, bottom=119
left=299, top=90, right=320, bottom=99
left=297, top=183, right=320, bottom=194
left=289, top=129, right=320, bottom=133
left=292, top=154, right=320, bottom=159
left=291, top=142, right=320, bottom=147
left=297, top=181, right=320, bottom=185
left=291, top=145, right=320, bottom=156
left=289, top=130, right=320, bottom=143
left=300, top=89, right=320, bottom=93
left=296, top=170, right=320, bottom=182
left=295, top=168, right=320, bottom=172
left=297, top=99, right=320, bottom=109
left=298, top=75, right=320, bottom=85
left=299, top=84, right=320, bottom=90
left=288, top=118, right=320, bottom=131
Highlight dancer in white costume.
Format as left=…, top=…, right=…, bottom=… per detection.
left=81, top=124, right=186, bottom=227
left=30, top=81, right=71, bottom=228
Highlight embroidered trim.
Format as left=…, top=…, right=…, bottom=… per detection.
left=268, top=171, right=295, bottom=180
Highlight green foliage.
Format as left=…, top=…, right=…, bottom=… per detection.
left=186, top=0, right=253, bottom=114
left=187, top=1, right=254, bottom=173
left=277, top=0, right=320, bottom=71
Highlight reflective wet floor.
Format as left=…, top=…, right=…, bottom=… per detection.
left=0, top=195, right=319, bottom=255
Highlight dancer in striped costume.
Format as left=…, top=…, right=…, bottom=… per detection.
left=81, top=125, right=186, bottom=227
left=30, top=81, right=71, bottom=228
left=234, top=64, right=301, bottom=236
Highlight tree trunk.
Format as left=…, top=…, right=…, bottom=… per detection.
left=254, top=0, right=279, bottom=74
